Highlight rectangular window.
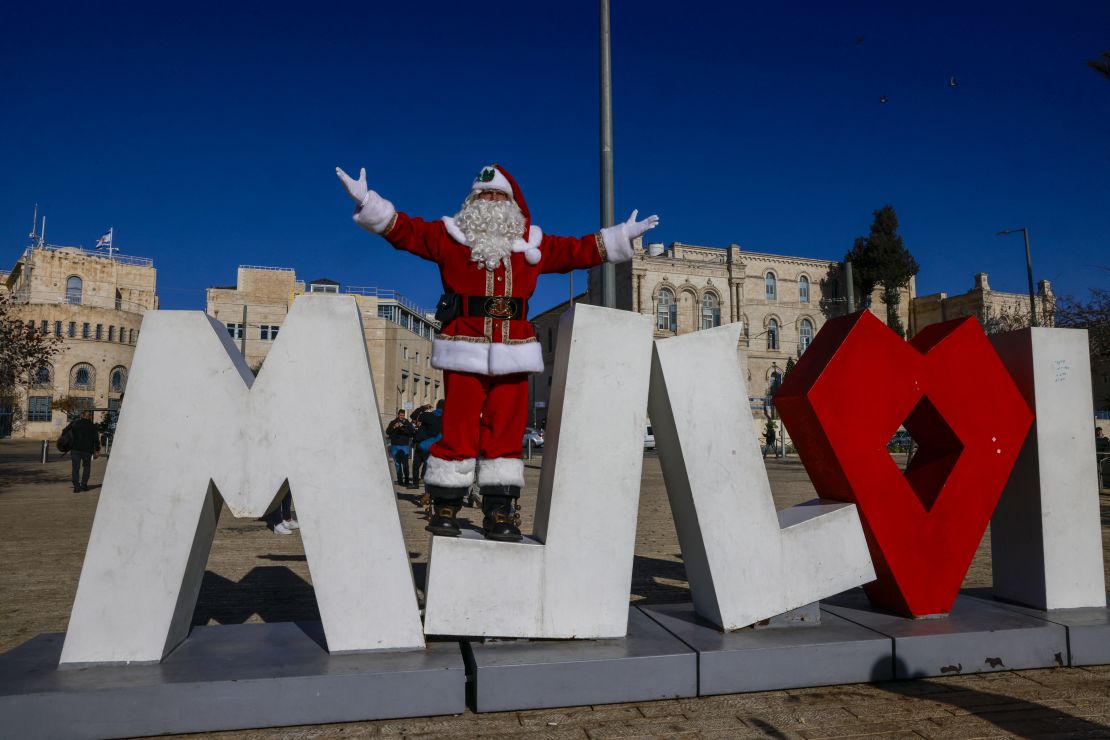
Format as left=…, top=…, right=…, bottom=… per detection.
left=109, top=326, right=116, bottom=342
left=129, top=329, right=136, bottom=343
left=82, top=322, right=90, bottom=339
left=68, top=321, right=76, bottom=338
left=95, top=324, right=103, bottom=340
left=226, top=322, right=244, bottom=340
left=54, top=320, right=62, bottom=337
left=40, top=320, right=48, bottom=334
left=119, top=326, right=126, bottom=343
left=28, top=396, right=52, bottom=422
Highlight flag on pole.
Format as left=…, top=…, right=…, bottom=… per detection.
left=95, top=229, right=113, bottom=249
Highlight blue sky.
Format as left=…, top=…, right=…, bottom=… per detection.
left=1, top=1, right=1107, bottom=315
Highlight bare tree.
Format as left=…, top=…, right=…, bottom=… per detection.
left=0, top=295, right=63, bottom=426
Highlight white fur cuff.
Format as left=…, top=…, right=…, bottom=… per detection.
left=489, top=341, right=544, bottom=375
left=432, top=337, right=490, bottom=374
left=425, top=456, right=476, bottom=487
left=353, top=191, right=397, bottom=234
left=600, top=223, right=635, bottom=263
left=478, top=457, right=525, bottom=487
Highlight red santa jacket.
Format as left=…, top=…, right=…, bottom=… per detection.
left=375, top=212, right=624, bottom=376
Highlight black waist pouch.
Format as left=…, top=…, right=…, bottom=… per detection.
left=434, top=293, right=462, bottom=324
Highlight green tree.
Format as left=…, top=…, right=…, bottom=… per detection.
left=845, top=205, right=919, bottom=338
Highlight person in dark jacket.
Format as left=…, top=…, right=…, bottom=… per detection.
left=386, top=409, right=416, bottom=486
left=66, top=410, right=101, bottom=492
left=412, top=400, right=445, bottom=488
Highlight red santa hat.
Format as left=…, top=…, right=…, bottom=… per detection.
left=470, top=164, right=542, bottom=264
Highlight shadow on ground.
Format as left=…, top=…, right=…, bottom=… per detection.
left=192, top=567, right=321, bottom=626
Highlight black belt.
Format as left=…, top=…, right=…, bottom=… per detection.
left=464, top=296, right=528, bottom=321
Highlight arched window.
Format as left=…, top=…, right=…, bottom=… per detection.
left=71, top=363, right=95, bottom=390
left=700, top=292, right=721, bottom=330
left=767, top=318, right=779, bottom=351
left=115, top=289, right=123, bottom=310
left=799, top=276, right=810, bottom=303
left=656, top=288, right=676, bottom=332
left=32, top=365, right=52, bottom=387
left=66, top=276, right=83, bottom=305
left=765, top=273, right=777, bottom=300
left=110, top=366, right=127, bottom=393
left=800, top=318, right=814, bottom=354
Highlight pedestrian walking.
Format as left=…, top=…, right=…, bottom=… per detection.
left=64, top=411, right=101, bottom=492
left=386, top=409, right=416, bottom=486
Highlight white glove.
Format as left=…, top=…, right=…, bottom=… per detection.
left=600, top=209, right=660, bottom=262
left=336, top=166, right=396, bottom=234
left=622, top=209, right=660, bottom=240
left=336, top=166, right=369, bottom=204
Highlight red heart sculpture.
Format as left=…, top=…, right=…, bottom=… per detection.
left=776, top=311, right=1033, bottom=617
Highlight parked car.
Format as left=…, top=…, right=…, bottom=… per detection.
left=644, top=425, right=656, bottom=450
left=523, top=427, right=544, bottom=448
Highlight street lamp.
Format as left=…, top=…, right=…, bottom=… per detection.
left=996, top=227, right=1038, bottom=327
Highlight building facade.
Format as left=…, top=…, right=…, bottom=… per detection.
left=912, top=272, right=1055, bottom=333
left=2, top=244, right=158, bottom=439
left=525, top=241, right=913, bottom=431
left=205, top=266, right=443, bottom=428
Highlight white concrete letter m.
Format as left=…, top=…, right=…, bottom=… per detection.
left=59, top=295, right=424, bottom=666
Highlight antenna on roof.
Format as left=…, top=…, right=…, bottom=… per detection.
left=29, top=204, right=38, bottom=243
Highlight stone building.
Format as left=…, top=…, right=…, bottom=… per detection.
left=526, top=241, right=913, bottom=436
left=205, top=266, right=443, bottom=428
left=2, top=244, right=158, bottom=439
left=912, top=272, right=1055, bottom=333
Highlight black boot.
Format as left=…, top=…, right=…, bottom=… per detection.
left=480, top=486, right=522, bottom=542
left=425, top=485, right=467, bottom=536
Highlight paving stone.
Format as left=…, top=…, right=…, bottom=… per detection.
left=795, top=720, right=928, bottom=738
left=518, top=707, right=643, bottom=728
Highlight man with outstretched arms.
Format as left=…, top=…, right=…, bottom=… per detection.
left=338, top=164, right=658, bottom=542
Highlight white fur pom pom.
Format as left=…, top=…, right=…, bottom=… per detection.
left=524, top=247, right=542, bottom=265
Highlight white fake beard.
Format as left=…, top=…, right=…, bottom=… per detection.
left=454, top=198, right=525, bottom=271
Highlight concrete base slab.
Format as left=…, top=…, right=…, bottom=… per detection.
left=0, top=623, right=465, bottom=740
left=640, top=603, right=892, bottom=695
left=964, top=589, right=1110, bottom=667
left=466, top=608, right=696, bottom=713
left=822, top=589, right=1068, bottom=678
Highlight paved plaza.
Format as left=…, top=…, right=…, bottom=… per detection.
left=2, top=440, right=1109, bottom=738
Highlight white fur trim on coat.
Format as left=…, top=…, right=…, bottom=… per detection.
left=489, top=341, right=544, bottom=375
left=425, top=456, right=476, bottom=487
left=432, top=338, right=491, bottom=375
left=514, top=225, right=543, bottom=265
left=431, top=338, right=545, bottom=376
left=478, top=457, right=525, bottom=487
left=352, top=191, right=396, bottom=234
left=599, top=222, right=635, bottom=263
left=442, top=216, right=466, bottom=245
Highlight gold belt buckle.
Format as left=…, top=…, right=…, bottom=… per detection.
left=485, top=297, right=516, bottom=320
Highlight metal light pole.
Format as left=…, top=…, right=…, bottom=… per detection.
left=997, top=227, right=1038, bottom=327
left=599, top=0, right=616, bottom=308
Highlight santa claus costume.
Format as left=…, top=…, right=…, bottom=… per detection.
left=338, top=163, right=658, bottom=541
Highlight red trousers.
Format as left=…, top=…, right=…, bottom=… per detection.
left=430, top=371, right=528, bottom=462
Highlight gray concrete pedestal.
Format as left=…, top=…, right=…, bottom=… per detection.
left=821, top=589, right=1068, bottom=678
left=466, top=608, right=696, bottom=713
left=964, top=589, right=1110, bottom=667
left=640, top=603, right=892, bottom=695
left=0, top=623, right=465, bottom=740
